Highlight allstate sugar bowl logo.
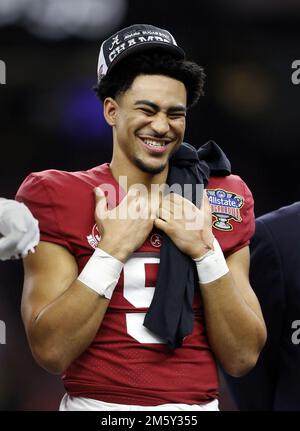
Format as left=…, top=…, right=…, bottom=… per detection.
left=207, top=189, right=244, bottom=231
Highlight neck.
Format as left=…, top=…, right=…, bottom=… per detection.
left=109, top=153, right=169, bottom=192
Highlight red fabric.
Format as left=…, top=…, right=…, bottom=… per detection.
left=16, top=163, right=254, bottom=406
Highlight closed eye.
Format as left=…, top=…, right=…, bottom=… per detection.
left=168, top=112, right=186, bottom=119
left=137, top=107, right=155, bottom=115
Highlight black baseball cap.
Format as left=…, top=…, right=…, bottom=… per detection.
left=97, top=24, right=185, bottom=82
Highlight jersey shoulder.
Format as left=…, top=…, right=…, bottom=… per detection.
left=16, top=163, right=113, bottom=204
left=208, top=173, right=252, bottom=193
left=15, top=163, right=113, bottom=253
left=18, top=163, right=111, bottom=190
left=207, top=174, right=255, bottom=256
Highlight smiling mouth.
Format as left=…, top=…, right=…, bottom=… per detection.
left=142, top=138, right=166, bottom=147
left=138, top=136, right=172, bottom=154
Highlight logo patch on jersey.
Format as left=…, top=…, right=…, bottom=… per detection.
left=207, top=188, right=244, bottom=231
left=150, top=233, right=162, bottom=248
left=87, top=224, right=101, bottom=249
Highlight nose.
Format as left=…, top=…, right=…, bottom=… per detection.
left=151, top=113, right=170, bottom=135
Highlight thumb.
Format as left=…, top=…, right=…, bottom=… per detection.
left=94, top=187, right=108, bottom=219
left=203, top=190, right=212, bottom=217
left=154, top=217, right=168, bottom=233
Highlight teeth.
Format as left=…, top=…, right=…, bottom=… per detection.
left=143, top=139, right=165, bottom=147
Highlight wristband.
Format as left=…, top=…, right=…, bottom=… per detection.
left=193, top=238, right=229, bottom=284
left=78, top=247, right=124, bottom=299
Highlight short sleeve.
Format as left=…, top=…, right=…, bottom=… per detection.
left=231, top=178, right=255, bottom=252
left=15, top=173, right=73, bottom=253
left=207, top=175, right=255, bottom=257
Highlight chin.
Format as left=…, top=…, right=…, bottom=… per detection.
left=134, top=157, right=167, bottom=175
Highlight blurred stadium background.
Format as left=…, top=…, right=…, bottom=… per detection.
left=1, top=0, right=300, bottom=410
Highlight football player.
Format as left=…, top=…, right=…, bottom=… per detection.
left=16, top=24, right=266, bottom=411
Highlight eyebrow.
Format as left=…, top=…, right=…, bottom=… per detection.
left=134, top=100, right=187, bottom=113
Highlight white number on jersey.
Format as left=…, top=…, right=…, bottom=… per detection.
left=123, top=252, right=166, bottom=344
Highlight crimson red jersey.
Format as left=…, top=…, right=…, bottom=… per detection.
left=16, top=163, right=254, bottom=406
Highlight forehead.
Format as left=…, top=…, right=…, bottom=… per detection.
left=122, top=74, right=187, bottom=107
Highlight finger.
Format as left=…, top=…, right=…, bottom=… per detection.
left=162, top=197, right=190, bottom=221
left=182, top=198, right=199, bottom=220
left=160, top=197, right=176, bottom=215
left=94, top=187, right=108, bottom=219
left=120, top=188, right=140, bottom=213
left=138, top=196, right=151, bottom=218
left=169, top=192, right=184, bottom=204
left=203, top=190, right=209, bottom=203
left=154, top=217, right=169, bottom=233
left=203, top=191, right=212, bottom=214
left=202, top=189, right=210, bottom=206
left=162, top=193, right=187, bottom=214
left=94, top=186, right=106, bottom=200
left=149, top=192, right=160, bottom=210
left=150, top=203, right=160, bottom=219
left=163, top=192, right=185, bottom=206
left=157, top=207, right=171, bottom=222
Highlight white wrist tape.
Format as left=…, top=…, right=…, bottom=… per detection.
left=78, top=247, right=124, bottom=299
left=193, top=238, right=229, bottom=284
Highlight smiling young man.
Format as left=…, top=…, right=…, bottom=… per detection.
left=16, top=24, right=266, bottom=411
left=106, top=73, right=186, bottom=181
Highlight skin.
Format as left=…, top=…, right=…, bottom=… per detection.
left=22, top=74, right=266, bottom=377
left=106, top=74, right=187, bottom=189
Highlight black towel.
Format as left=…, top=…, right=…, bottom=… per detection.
left=143, top=140, right=231, bottom=349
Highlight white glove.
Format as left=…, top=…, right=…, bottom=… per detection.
left=0, top=198, right=40, bottom=261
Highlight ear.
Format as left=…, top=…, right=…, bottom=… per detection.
left=103, top=97, right=118, bottom=126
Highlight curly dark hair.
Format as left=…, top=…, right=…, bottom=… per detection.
left=93, top=50, right=205, bottom=108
